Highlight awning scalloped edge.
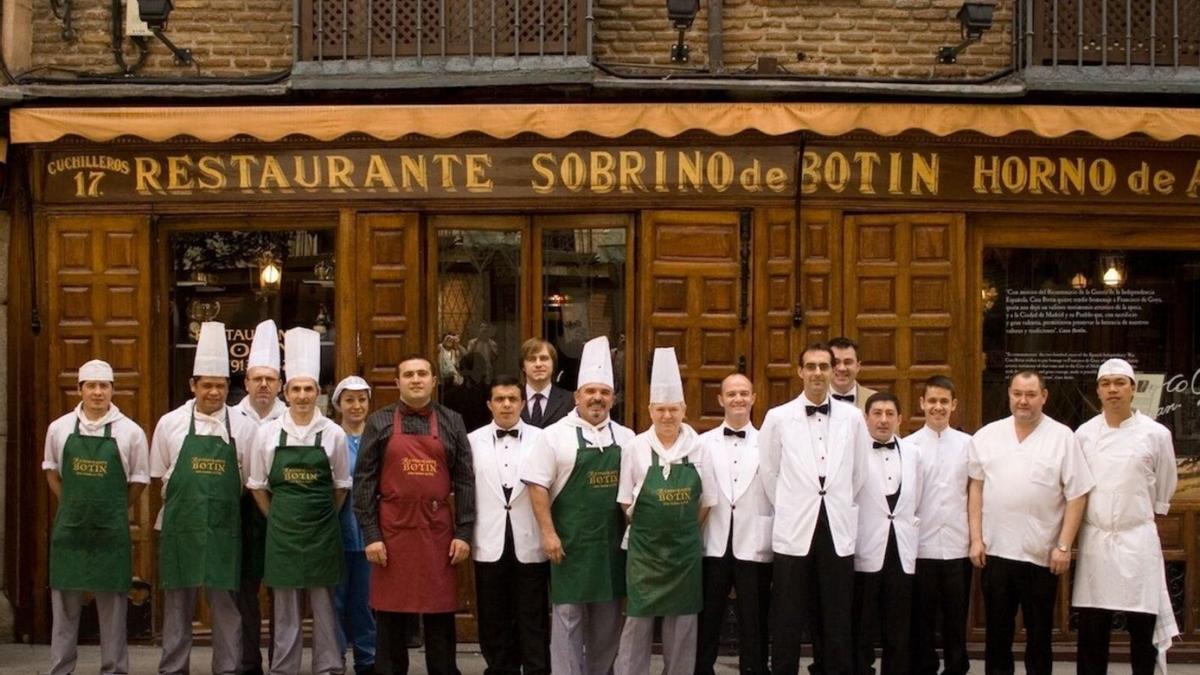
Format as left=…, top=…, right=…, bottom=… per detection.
left=10, top=102, right=1200, bottom=144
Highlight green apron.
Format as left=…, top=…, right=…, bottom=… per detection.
left=626, top=451, right=703, bottom=617
left=159, top=405, right=243, bottom=590
left=548, top=426, right=626, bottom=605
left=264, top=428, right=345, bottom=589
left=49, top=419, right=132, bottom=592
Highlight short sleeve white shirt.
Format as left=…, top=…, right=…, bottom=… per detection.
left=246, top=411, right=352, bottom=491
left=616, top=431, right=720, bottom=510
left=520, top=410, right=635, bottom=500
left=43, top=404, right=151, bottom=484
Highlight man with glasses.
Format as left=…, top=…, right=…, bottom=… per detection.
left=759, top=343, right=872, bottom=675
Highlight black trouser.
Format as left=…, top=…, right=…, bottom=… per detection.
left=981, top=556, right=1058, bottom=675
left=1076, top=607, right=1158, bottom=675
left=910, top=557, right=972, bottom=675
left=237, top=493, right=269, bottom=675
left=772, top=502, right=855, bottom=675
left=376, top=611, right=457, bottom=675
left=852, top=527, right=913, bottom=675
left=473, top=520, right=551, bottom=675
left=695, top=539, right=772, bottom=675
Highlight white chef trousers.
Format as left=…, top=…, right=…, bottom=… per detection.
left=614, top=614, right=698, bottom=675
left=270, top=586, right=344, bottom=675
left=158, top=587, right=242, bottom=675
left=551, top=601, right=623, bottom=675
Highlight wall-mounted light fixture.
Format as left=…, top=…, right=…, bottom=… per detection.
left=1099, top=253, right=1127, bottom=288
left=937, top=1, right=996, bottom=64
left=260, top=260, right=282, bottom=293
left=667, top=0, right=699, bottom=63
left=1070, top=272, right=1089, bottom=289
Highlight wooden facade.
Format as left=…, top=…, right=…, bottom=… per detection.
left=6, top=123, right=1200, bottom=659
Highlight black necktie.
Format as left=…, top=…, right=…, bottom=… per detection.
left=530, top=393, right=545, bottom=426
left=496, top=428, right=519, bottom=439
left=805, top=403, right=830, bottom=416
left=873, top=440, right=897, bottom=449
left=723, top=427, right=746, bottom=438
left=832, top=393, right=855, bottom=403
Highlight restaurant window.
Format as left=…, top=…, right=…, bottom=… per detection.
left=981, top=247, right=1200, bottom=494
left=169, top=228, right=338, bottom=409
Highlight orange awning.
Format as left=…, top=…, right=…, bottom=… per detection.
left=10, top=102, right=1200, bottom=144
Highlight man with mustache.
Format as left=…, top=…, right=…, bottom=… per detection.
left=522, top=335, right=635, bottom=675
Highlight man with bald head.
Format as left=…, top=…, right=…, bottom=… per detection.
left=695, top=373, right=773, bottom=675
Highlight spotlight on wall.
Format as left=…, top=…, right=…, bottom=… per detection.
left=667, top=0, right=699, bottom=63
left=137, top=0, right=174, bottom=29
left=937, top=1, right=996, bottom=64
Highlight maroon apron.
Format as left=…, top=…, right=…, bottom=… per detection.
left=369, top=407, right=459, bottom=613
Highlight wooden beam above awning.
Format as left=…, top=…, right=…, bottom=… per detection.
left=10, top=102, right=1200, bottom=144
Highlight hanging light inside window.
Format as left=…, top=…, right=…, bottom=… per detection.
left=260, top=260, right=282, bottom=290
left=1070, top=272, right=1088, bottom=289
left=1098, top=253, right=1126, bottom=288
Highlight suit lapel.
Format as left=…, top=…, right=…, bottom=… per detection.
left=511, top=429, right=534, bottom=501
left=825, top=409, right=849, bottom=483
left=897, top=439, right=916, bottom=514
left=788, top=401, right=820, bottom=484
left=732, top=430, right=758, bottom=502
left=710, top=431, right=735, bottom=503
left=477, top=428, right=509, bottom=505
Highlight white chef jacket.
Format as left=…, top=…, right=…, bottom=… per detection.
left=1073, top=411, right=1177, bottom=614
left=617, top=425, right=719, bottom=550
left=43, top=403, right=151, bottom=484
left=699, top=422, right=774, bottom=562
left=521, top=410, right=635, bottom=500
left=246, top=409, right=352, bottom=491
left=906, top=424, right=972, bottom=560
left=967, top=414, right=1095, bottom=567
left=235, top=395, right=287, bottom=426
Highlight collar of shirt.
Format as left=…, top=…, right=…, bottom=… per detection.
left=281, top=408, right=328, bottom=442
left=191, top=401, right=228, bottom=426
left=922, top=424, right=949, bottom=438
left=491, top=420, right=523, bottom=440
left=800, top=393, right=832, bottom=409
left=73, top=402, right=125, bottom=431
left=525, top=384, right=551, bottom=400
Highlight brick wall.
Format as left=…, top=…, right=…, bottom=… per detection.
left=592, top=0, right=1014, bottom=79
left=29, top=0, right=291, bottom=77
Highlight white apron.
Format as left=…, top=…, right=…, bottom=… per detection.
left=1073, top=422, right=1177, bottom=672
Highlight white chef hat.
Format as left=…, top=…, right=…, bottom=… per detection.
left=649, top=347, right=684, bottom=404
left=333, top=375, right=371, bottom=406
left=193, top=322, right=230, bottom=378
left=247, top=319, right=281, bottom=373
left=576, top=335, right=614, bottom=391
left=78, top=359, right=114, bottom=383
left=1097, top=358, right=1136, bottom=383
left=284, top=327, right=321, bottom=385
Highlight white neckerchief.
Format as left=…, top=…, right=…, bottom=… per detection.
left=73, top=402, right=125, bottom=432
left=562, top=409, right=615, bottom=446
left=647, top=422, right=700, bottom=479
left=191, top=402, right=230, bottom=442
left=281, top=408, right=329, bottom=444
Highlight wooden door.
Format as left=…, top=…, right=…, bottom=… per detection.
left=355, top=213, right=423, bottom=407
left=842, top=213, right=968, bottom=433
left=638, top=211, right=750, bottom=432
left=42, top=214, right=155, bottom=634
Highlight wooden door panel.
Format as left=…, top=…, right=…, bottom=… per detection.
left=640, top=211, right=749, bottom=432
left=44, top=214, right=155, bottom=608
left=843, top=213, right=967, bottom=434
left=355, top=213, right=422, bottom=408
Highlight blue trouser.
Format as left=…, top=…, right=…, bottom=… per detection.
left=334, top=549, right=376, bottom=674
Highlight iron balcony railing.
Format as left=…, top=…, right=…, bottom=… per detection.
left=299, top=0, right=590, bottom=63
left=1021, top=0, right=1200, bottom=66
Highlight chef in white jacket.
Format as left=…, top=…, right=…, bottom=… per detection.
left=759, top=343, right=872, bottom=675
left=695, top=373, right=773, bottom=675
left=470, top=374, right=550, bottom=675
left=852, top=391, right=922, bottom=675
left=1073, top=358, right=1178, bottom=675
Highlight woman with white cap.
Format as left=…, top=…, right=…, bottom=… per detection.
left=248, top=327, right=352, bottom=675
left=614, top=347, right=718, bottom=675
left=43, top=359, right=150, bottom=675
left=333, top=375, right=376, bottom=675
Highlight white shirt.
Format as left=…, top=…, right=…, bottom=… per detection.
left=525, top=384, right=551, bottom=417
left=716, top=422, right=755, bottom=498
left=246, top=409, right=352, bottom=491
left=43, top=403, right=151, bottom=484
left=906, top=424, right=972, bottom=560
left=801, top=394, right=831, bottom=477
left=235, top=396, right=287, bottom=426
left=968, top=414, right=1095, bottom=567
left=617, top=426, right=719, bottom=510
left=877, top=442, right=901, bottom=496
left=521, top=410, right=636, bottom=500
left=490, top=423, right=523, bottom=489
left=150, top=401, right=257, bottom=487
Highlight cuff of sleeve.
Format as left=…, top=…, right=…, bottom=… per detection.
left=335, top=479, right=353, bottom=489
left=521, top=478, right=550, bottom=489
left=1155, top=501, right=1171, bottom=515
left=42, top=461, right=59, bottom=471
left=454, top=527, right=473, bottom=544
left=967, top=470, right=984, bottom=481
left=129, top=474, right=151, bottom=484
left=246, top=478, right=269, bottom=490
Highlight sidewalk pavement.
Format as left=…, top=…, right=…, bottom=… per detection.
left=2, top=643, right=1199, bottom=674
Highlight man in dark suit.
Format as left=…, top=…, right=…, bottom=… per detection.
left=519, top=338, right=572, bottom=429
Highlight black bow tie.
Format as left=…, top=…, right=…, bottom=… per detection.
left=805, top=403, right=830, bottom=416
left=873, top=440, right=897, bottom=450
left=496, top=428, right=519, bottom=439
left=832, top=393, right=855, bottom=403
left=723, top=427, right=746, bottom=438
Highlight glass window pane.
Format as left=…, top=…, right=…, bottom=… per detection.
left=436, top=228, right=522, bottom=431
left=169, top=229, right=337, bottom=410
left=541, top=227, right=628, bottom=422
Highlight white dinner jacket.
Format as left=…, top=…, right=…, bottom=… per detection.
left=759, top=395, right=871, bottom=557
left=855, top=435, right=923, bottom=574
left=469, top=422, right=547, bottom=564
left=700, top=423, right=774, bottom=562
